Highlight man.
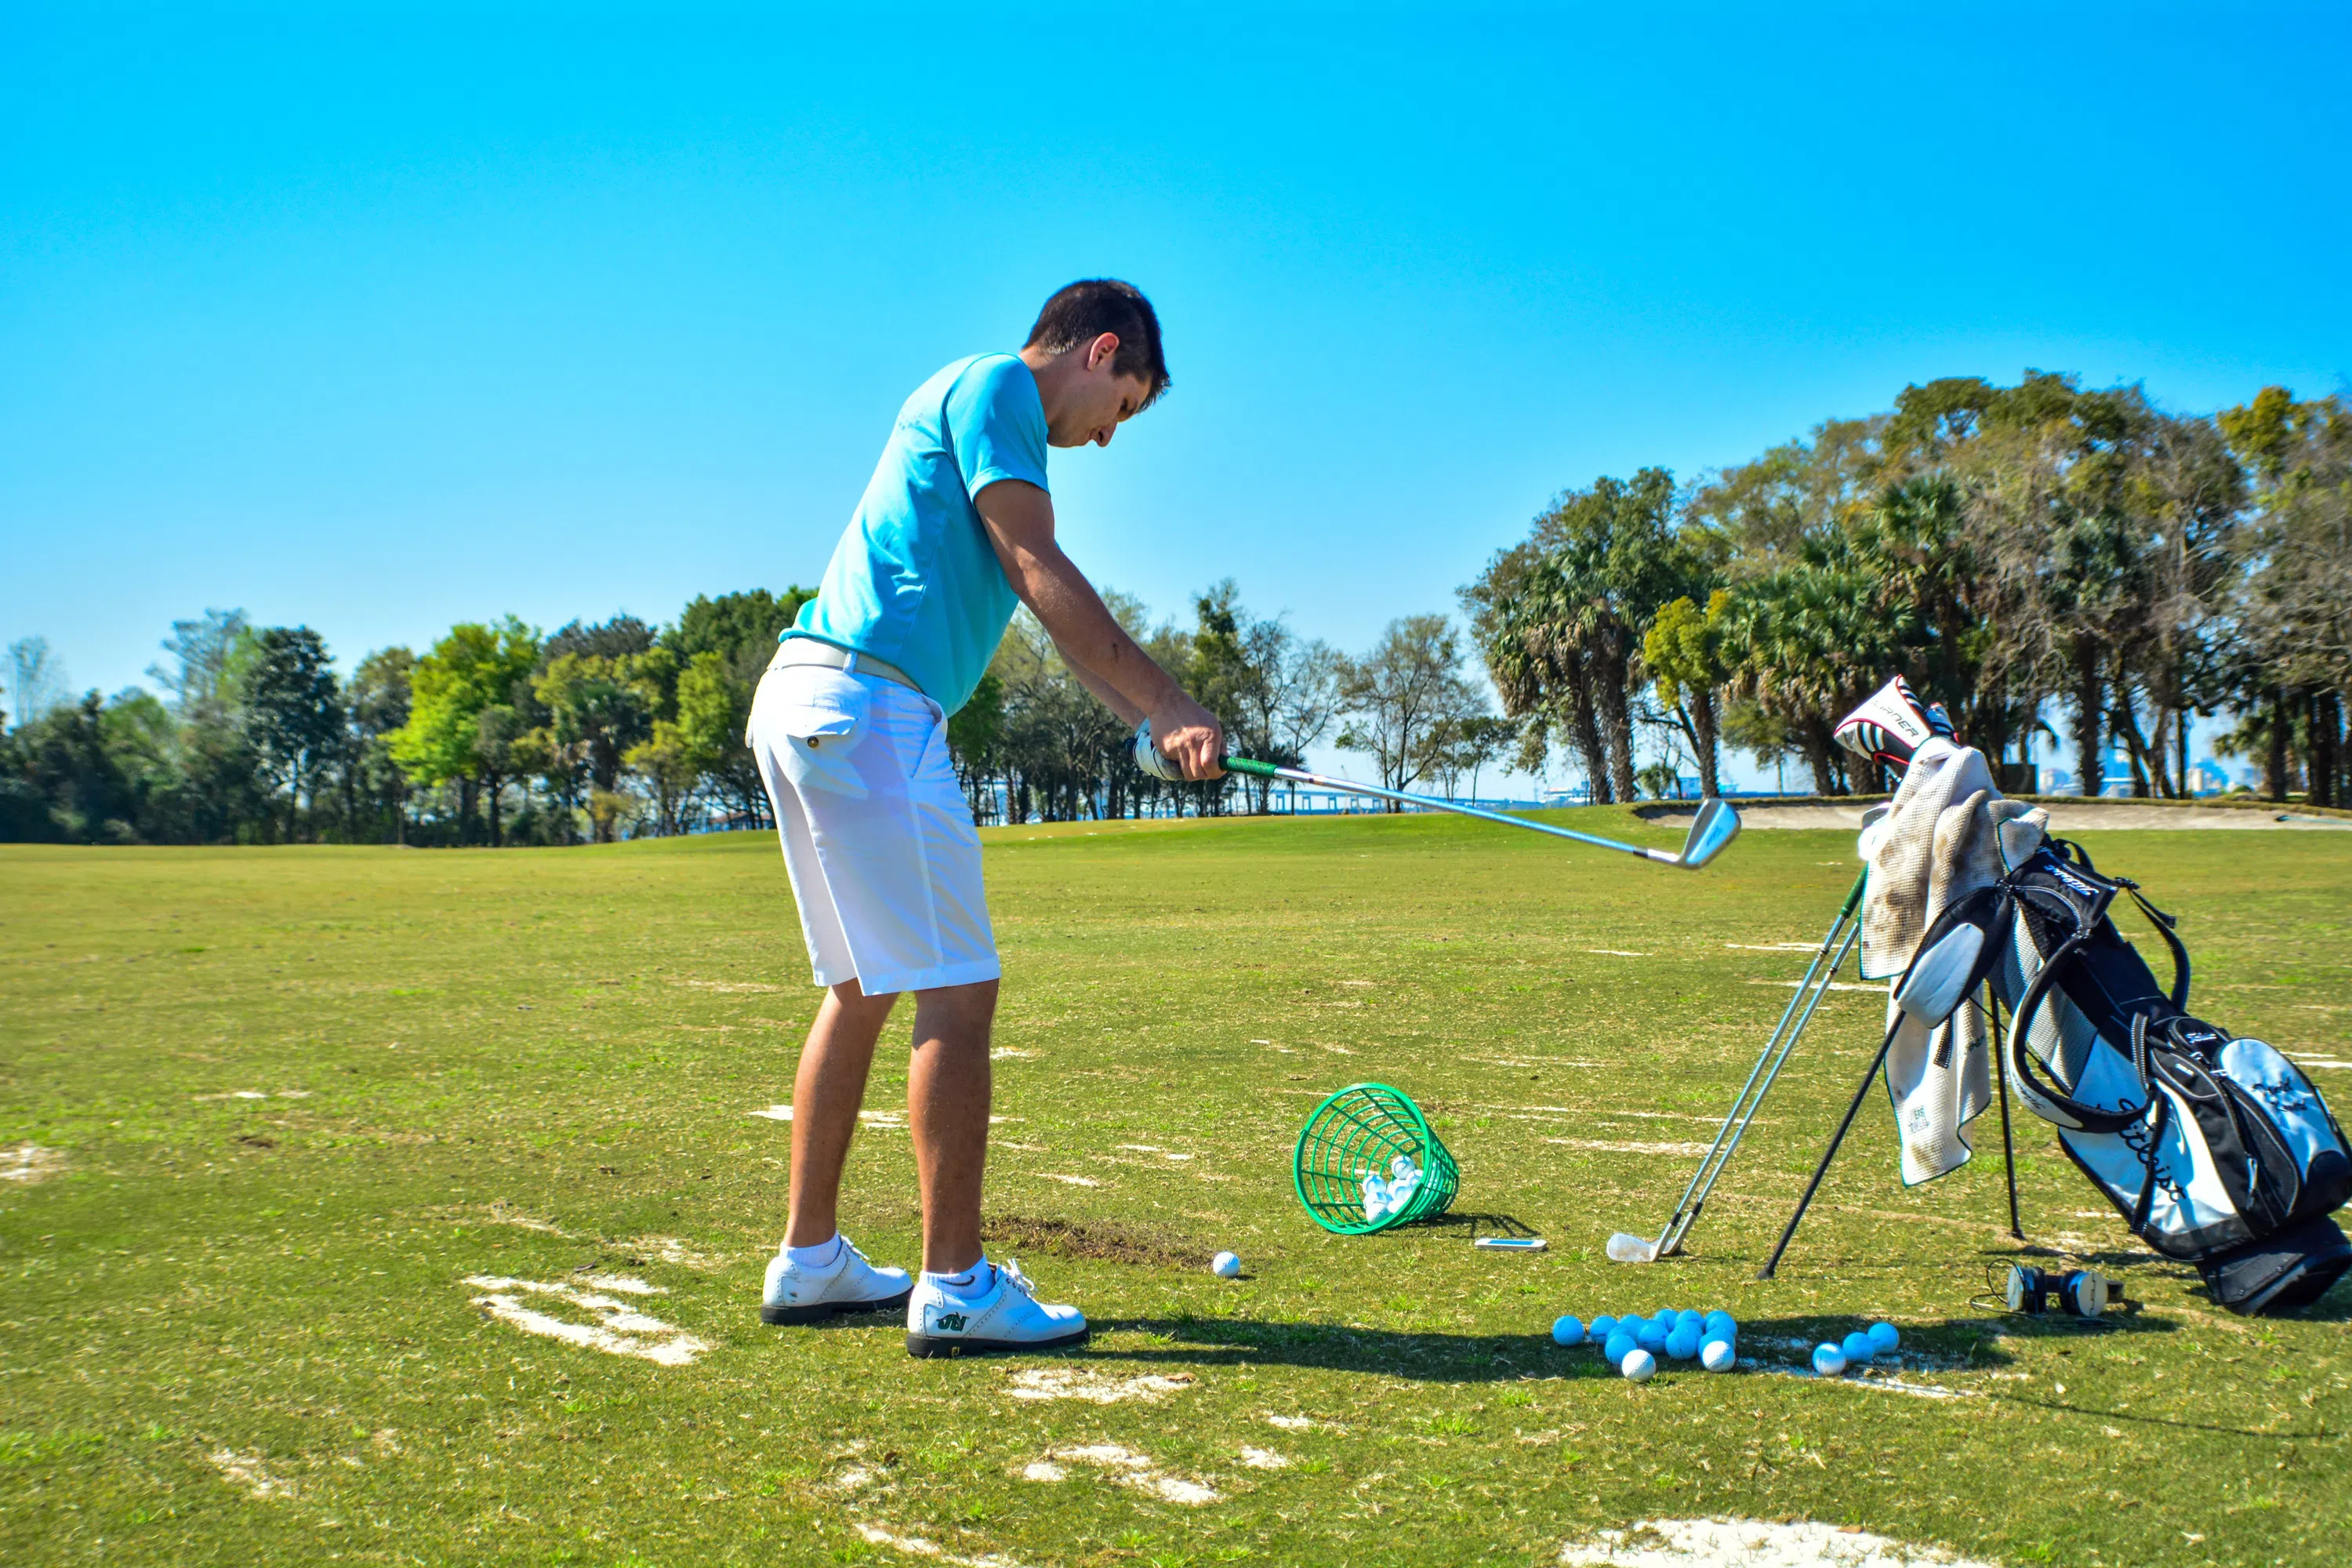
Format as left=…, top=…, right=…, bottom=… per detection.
left=747, top=280, right=1225, bottom=1356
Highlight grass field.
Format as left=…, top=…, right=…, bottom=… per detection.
left=5, top=810, right=2352, bottom=1567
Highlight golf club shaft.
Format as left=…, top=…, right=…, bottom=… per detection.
left=1221, top=757, right=1679, bottom=863
left=1654, top=873, right=1867, bottom=1257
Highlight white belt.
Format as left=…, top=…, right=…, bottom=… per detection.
left=771, top=637, right=923, bottom=695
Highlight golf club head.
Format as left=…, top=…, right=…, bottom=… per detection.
left=1674, top=798, right=1741, bottom=869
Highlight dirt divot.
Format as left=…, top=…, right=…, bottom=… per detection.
left=1238, top=1446, right=1290, bottom=1468
left=1036, top=1442, right=1220, bottom=1505
left=207, top=1448, right=296, bottom=1500
left=1562, top=1516, right=1998, bottom=1566
left=1004, top=1367, right=1197, bottom=1404
left=982, top=1214, right=1202, bottom=1268
left=463, top=1275, right=709, bottom=1365
left=2, top=1144, right=66, bottom=1184
left=853, top=1520, right=1036, bottom=1566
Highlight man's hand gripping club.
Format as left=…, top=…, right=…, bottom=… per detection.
left=975, top=479, right=1225, bottom=780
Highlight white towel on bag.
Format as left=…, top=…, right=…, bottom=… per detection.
left=1859, top=738, right=2048, bottom=1184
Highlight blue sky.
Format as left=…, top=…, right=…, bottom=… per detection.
left=4, top=4, right=2347, bottom=782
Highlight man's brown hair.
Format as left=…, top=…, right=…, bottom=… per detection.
left=1025, top=279, right=1170, bottom=408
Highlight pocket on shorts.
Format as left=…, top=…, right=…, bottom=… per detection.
left=758, top=666, right=873, bottom=797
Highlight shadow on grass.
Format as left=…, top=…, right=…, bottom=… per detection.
left=1077, top=1311, right=2090, bottom=1382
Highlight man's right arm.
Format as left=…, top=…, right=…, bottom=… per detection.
left=975, top=479, right=1225, bottom=779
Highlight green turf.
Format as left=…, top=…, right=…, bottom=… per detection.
left=4, top=811, right=2350, bottom=1566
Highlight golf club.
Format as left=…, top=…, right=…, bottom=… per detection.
left=1218, top=757, right=1742, bottom=869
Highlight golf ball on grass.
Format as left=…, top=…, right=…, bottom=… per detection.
left=1588, top=1315, right=1617, bottom=1342
left=1211, top=1251, right=1242, bottom=1278
left=1621, top=1348, right=1657, bottom=1382
left=1813, top=1341, right=1849, bottom=1377
left=1665, top=1325, right=1702, bottom=1361
left=1635, top=1319, right=1669, bottom=1352
left=1552, top=1315, right=1585, bottom=1346
left=1841, top=1330, right=1874, bottom=1365
left=1867, top=1321, right=1900, bottom=1355
left=1700, top=1338, right=1736, bottom=1373
left=1703, top=1309, right=1736, bottom=1338
left=1675, top=1309, right=1704, bottom=1334
left=1602, top=1330, right=1637, bottom=1365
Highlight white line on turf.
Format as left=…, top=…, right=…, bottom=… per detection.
left=1544, top=1138, right=1714, bottom=1156
left=1753, top=980, right=1878, bottom=992
left=2293, top=1058, right=2352, bottom=1070
left=1585, top=949, right=1652, bottom=957
left=1039, top=1174, right=1100, bottom=1186
left=1561, top=1517, right=1999, bottom=1566
left=463, top=1275, right=709, bottom=1366
left=748, top=1105, right=793, bottom=1120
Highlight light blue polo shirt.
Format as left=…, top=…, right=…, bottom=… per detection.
left=789, top=353, right=1047, bottom=714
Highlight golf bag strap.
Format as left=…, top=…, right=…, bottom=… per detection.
left=2005, top=924, right=2145, bottom=1135
left=2121, top=884, right=2191, bottom=1010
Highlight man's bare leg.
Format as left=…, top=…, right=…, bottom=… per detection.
left=907, top=978, right=999, bottom=1274
left=784, top=978, right=900, bottom=1250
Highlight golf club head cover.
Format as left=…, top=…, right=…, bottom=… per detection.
left=1835, top=676, right=1951, bottom=770
left=1131, top=719, right=1185, bottom=782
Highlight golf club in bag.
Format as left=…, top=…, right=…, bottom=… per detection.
left=1755, top=682, right=2352, bottom=1316
left=1214, top=755, right=1742, bottom=870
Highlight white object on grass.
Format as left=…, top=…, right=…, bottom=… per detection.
left=1210, top=1251, right=1242, bottom=1279
left=1360, top=1172, right=1392, bottom=1222
left=1812, top=1341, right=1848, bottom=1376
left=1620, top=1348, right=1657, bottom=1382
left=1700, top=1337, right=1736, bottom=1372
left=1606, top=1232, right=1659, bottom=1263
left=1552, top=1314, right=1584, bottom=1346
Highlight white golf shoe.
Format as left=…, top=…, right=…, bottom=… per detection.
left=760, top=1236, right=913, bottom=1326
left=905, top=1258, right=1088, bottom=1358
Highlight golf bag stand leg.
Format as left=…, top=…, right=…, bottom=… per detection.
left=1989, top=988, right=2024, bottom=1242
left=1650, top=871, right=1867, bottom=1260
left=1756, top=1018, right=1898, bottom=1281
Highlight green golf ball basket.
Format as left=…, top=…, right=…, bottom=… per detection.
left=1293, top=1081, right=1460, bottom=1234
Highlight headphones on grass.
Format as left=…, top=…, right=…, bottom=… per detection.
left=2002, top=1265, right=2122, bottom=1318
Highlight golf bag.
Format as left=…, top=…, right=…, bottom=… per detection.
left=1910, top=837, right=2352, bottom=1315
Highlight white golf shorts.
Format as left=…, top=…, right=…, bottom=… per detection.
left=748, top=659, right=1000, bottom=996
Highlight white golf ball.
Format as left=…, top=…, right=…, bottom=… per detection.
left=1210, top=1250, right=1241, bottom=1279
left=1552, top=1314, right=1585, bottom=1346
left=1867, top=1321, right=1900, bottom=1355
left=1621, top=1348, right=1657, bottom=1382
left=1700, top=1337, right=1736, bottom=1373
left=1812, top=1341, right=1848, bottom=1377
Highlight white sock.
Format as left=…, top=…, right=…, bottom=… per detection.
left=922, top=1259, right=993, bottom=1300
left=785, top=1234, right=844, bottom=1270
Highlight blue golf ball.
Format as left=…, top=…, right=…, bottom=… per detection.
left=1675, top=1308, right=1705, bottom=1333
left=1588, top=1315, right=1618, bottom=1342
left=1602, top=1330, right=1637, bottom=1365
left=1665, top=1324, right=1703, bottom=1361
left=1615, top=1312, right=1645, bottom=1334
left=1841, top=1330, right=1875, bottom=1365
left=1653, top=1305, right=1679, bottom=1328
left=1552, top=1315, right=1585, bottom=1346
left=1813, top=1341, right=1849, bottom=1377
left=1867, top=1321, right=1900, bottom=1355
left=1703, top=1309, right=1736, bottom=1338
left=1635, top=1319, right=1670, bottom=1352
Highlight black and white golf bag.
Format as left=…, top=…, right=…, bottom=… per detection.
left=1904, top=838, right=2352, bottom=1315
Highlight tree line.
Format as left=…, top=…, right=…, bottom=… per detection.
left=0, top=580, right=1508, bottom=845
left=1466, top=376, right=2350, bottom=805
left=8, top=371, right=2342, bottom=844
